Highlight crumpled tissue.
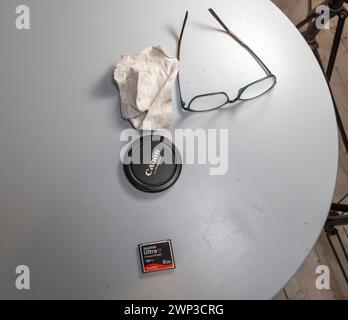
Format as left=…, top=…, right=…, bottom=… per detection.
left=114, top=46, right=180, bottom=130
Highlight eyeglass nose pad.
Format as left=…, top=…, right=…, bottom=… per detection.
left=228, top=93, right=240, bottom=104
left=237, top=88, right=244, bottom=98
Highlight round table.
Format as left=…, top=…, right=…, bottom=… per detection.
left=0, top=0, right=338, bottom=299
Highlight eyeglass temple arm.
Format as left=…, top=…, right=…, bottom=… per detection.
left=176, top=11, right=189, bottom=107
left=177, top=11, right=188, bottom=60
left=208, top=8, right=272, bottom=76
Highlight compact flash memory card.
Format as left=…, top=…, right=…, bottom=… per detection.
left=139, top=240, right=175, bottom=273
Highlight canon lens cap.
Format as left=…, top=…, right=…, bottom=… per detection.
left=123, top=134, right=182, bottom=193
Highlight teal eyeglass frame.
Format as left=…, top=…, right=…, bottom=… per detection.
left=177, top=8, right=277, bottom=112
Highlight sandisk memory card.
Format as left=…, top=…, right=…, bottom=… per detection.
left=139, top=240, right=175, bottom=273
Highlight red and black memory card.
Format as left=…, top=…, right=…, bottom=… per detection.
left=138, top=240, right=175, bottom=273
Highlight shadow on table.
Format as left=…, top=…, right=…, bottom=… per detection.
left=91, top=65, right=130, bottom=131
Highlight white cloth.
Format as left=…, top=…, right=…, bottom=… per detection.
left=114, top=46, right=180, bottom=130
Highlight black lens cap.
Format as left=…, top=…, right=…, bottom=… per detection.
left=123, top=134, right=182, bottom=193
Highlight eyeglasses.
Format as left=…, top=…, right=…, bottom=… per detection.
left=177, top=8, right=277, bottom=112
